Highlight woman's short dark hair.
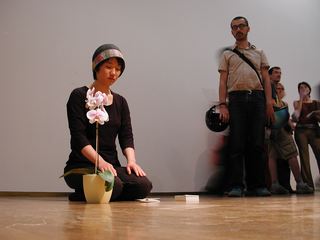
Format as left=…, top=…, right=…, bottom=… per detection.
left=298, top=81, right=312, bottom=96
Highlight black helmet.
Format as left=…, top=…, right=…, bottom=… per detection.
left=205, top=105, right=229, bottom=132
left=268, top=106, right=289, bottom=129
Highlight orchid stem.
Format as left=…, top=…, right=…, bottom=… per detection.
left=95, top=122, right=98, bottom=175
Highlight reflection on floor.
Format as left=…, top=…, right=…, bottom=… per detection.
left=1, top=192, right=320, bottom=240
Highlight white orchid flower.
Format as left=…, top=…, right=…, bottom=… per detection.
left=86, top=87, right=96, bottom=109
left=99, top=105, right=109, bottom=122
left=94, top=91, right=104, bottom=106
left=101, top=92, right=109, bottom=106
left=86, top=91, right=103, bottom=110
left=86, top=106, right=109, bottom=125
left=85, top=88, right=109, bottom=125
left=86, top=87, right=95, bottom=99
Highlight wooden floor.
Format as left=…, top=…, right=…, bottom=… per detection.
left=1, top=192, right=320, bottom=240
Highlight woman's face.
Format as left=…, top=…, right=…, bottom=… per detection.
left=95, top=58, right=122, bottom=86
left=276, top=85, right=285, bottom=100
left=299, top=84, right=310, bottom=96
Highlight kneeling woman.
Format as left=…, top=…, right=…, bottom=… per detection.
left=64, top=44, right=153, bottom=201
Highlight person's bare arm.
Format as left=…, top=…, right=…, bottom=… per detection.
left=219, top=70, right=229, bottom=123
left=261, top=67, right=275, bottom=125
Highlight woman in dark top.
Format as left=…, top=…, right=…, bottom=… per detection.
left=64, top=44, right=152, bottom=201
left=292, top=82, right=320, bottom=189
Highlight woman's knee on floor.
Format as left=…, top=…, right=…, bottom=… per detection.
left=134, top=177, right=153, bottom=199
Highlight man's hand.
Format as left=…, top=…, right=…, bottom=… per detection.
left=266, top=103, right=275, bottom=126
left=219, top=105, right=229, bottom=123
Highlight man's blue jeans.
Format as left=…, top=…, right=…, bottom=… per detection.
left=228, top=90, right=267, bottom=190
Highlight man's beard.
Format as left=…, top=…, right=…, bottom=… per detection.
left=235, top=32, right=247, bottom=41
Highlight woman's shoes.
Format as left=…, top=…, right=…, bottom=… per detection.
left=270, top=184, right=289, bottom=194
left=296, top=184, right=314, bottom=194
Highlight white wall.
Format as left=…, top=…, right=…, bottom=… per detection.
left=0, top=0, right=319, bottom=193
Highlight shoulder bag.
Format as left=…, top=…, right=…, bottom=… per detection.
left=230, top=49, right=289, bottom=135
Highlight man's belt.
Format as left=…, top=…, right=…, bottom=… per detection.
left=229, top=90, right=264, bottom=95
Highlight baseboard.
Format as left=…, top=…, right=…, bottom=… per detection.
left=0, top=192, right=71, bottom=197
left=1, top=190, right=318, bottom=197
left=0, top=191, right=208, bottom=197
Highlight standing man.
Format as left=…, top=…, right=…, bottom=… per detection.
left=268, top=67, right=282, bottom=106
left=218, top=16, right=275, bottom=197
left=268, top=67, right=292, bottom=193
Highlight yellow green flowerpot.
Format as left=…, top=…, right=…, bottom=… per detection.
left=83, top=174, right=112, bottom=204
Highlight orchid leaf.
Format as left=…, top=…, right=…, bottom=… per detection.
left=97, top=170, right=114, bottom=182
left=97, top=170, right=114, bottom=192
left=105, top=180, right=114, bottom=192
left=59, top=168, right=94, bottom=178
left=59, top=168, right=114, bottom=192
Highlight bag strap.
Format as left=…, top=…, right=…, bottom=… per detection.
left=231, top=49, right=263, bottom=87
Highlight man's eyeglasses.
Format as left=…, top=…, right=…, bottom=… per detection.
left=231, top=24, right=247, bottom=31
left=276, top=88, right=284, bottom=91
